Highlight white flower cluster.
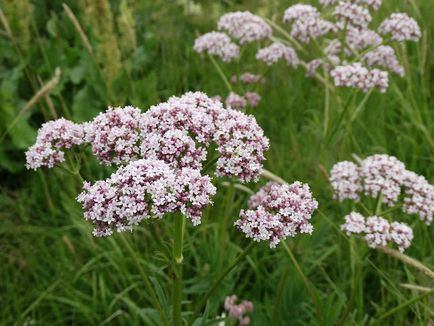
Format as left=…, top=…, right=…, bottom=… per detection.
left=333, top=2, right=372, bottom=29
left=25, top=118, right=84, bottom=170
left=256, top=42, right=299, bottom=67
left=341, top=212, right=413, bottom=252
left=362, top=45, right=405, bottom=76
left=235, top=182, right=318, bottom=248
left=378, top=13, right=421, bottom=42
left=330, top=154, right=434, bottom=225
left=330, top=63, right=389, bottom=92
left=218, top=11, right=272, bottom=44
left=193, top=32, right=240, bottom=62
left=77, top=159, right=216, bottom=236
left=224, top=295, right=253, bottom=326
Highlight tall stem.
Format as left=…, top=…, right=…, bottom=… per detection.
left=208, top=54, right=232, bottom=92
left=173, top=215, right=185, bottom=326
left=188, top=242, right=255, bottom=325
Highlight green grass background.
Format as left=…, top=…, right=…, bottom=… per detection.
left=0, top=0, right=433, bottom=325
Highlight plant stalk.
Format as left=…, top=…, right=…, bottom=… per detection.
left=173, top=215, right=185, bottom=326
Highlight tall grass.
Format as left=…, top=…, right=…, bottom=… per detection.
left=0, top=0, right=433, bottom=325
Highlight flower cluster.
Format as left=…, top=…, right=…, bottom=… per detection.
left=330, top=63, right=389, bottom=92
left=217, top=11, right=272, bottom=44
left=256, top=42, right=299, bottom=67
left=231, top=72, right=264, bottom=84
left=77, top=159, right=216, bottom=236
left=235, top=182, right=318, bottom=248
left=193, top=32, right=240, bottom=62
left=197, top=1, right=421, bottom=93
left=378, top=13, right=421, bottom=42
left=341, top=212, right=413, bottom=252
left=25, top=118, right=85, bottom=170
left=84, top=106, right=144, bottom=165
left=223, top=295, right=254, bottom=326
left=225, top=92, right=247, bottom=110
left=330, top=154, right=434, bottom=225
left=362, top=45, right=404, bottom=76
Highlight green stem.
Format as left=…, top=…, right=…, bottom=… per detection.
left=208, top=54, right=232, bottom=93
left=120, top=235, right=168, bottom=326
left=173, top=215, right=185, bottom=326
left=282, top=241, right=324, bottom=324
left=261, top=168, right=288, bottom=185
left=188, top=242, right=255, bottom=325
left=323, top=67, right=331, bottom=138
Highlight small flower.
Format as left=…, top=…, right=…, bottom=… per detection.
left=341, top=212, right=366, bottom=235
left=333, top=2, right=372, bottom=29
left=256, top=42, right=299, bottom=67
left=346, top=28, right=383, bottom=51
left=390, top=221, right=413, bottom=252
left=283, top=4, right=319, bottom=23
left=291, top=17, right=336, bottom=43
left=236, top=182, right=318, bottom=248
left=224, top=295, right=254, bottom=325
left=194, top=31, right=240, bottom=62
left=25, top=118, right=85, bottom=170
left=330, top=63, right=389, bottom=92
left=378, top=13, right=421, bottom=42
left=225, top=92, right=247, bottom=110
left=84, top=106, right=143, bottom=165
left=306, top=59, right=323, bottom=77
left=245, top=92, right=261, bottom=108
left=232, top=72, right=264, bottom=84
left=402, top=171, right=434, bottom=225
left=365, top=216, right=390, bottom=248
left=330, top=161, right=362, bottom=201
left=361, top=154, right=406, bottom=206
left=218, top=11, right=272, bottom=44
left=363, top=45, right=405, bottom=76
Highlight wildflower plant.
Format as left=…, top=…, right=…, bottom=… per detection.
left=330, top=154, right=433, bottom=253
left=194, top=2, right=422, bottom=141
left=25, top=91, right=318, bottom=324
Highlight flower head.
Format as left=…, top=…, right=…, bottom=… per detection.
left=218, top=11, right=272, bottom=44
left=341, top=212, right=366, bottom=235
left=333, top=2, right=372, bottom=29
left=224, top=295, right=253, bottom=325
left=379, top=13, right=421, bottom=42
left=363, top=45, right=405, bottom=76
left=77, top=159, right=216, bottom=236
left=291, top=17, right=336, bottom=43
left=330, top=63, right=388, bottom=92
left=235, top=181, right=318, bottom=247
left=365, top=216, right=390, bottom=248
left=330, top=161, right=362, bottom=201
left=283, top=4, right=319, bottom=23
left=84, top=106, right=143, bottom=165
left=225, top=92, right=247, bottom=110
left=25, top=118, right=84, bottom=170
left=390, top=221, right=413, bottom=252
left=256, top=42, right=299, bottom=67
left=361, top=154, right=406, bottom=206
left=402, top=171, right=434, bottom=225
left=194, top=32, right=240, bottom=62
left=245, top=92, right=261, bottom=107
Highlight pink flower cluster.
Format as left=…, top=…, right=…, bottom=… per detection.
left=25, top=118, right=84, bottom=170
left=320, top=0, right=382, bottom=11
left=378, top=13, right=421, bottom=42
left=231, top=72, right=264, bottom=84
left=84, top=106, right=143, bottom=165
left=333, top=2, right=372, bottom=29
left=193, top=32, right=240, bottom=62
left=218, top=11, right=272, bottom=44
left=330, top=154, right=434, bottom=225
left=235, top=182, right=318, bottom=248
left=224, top=295, right=253, bottom=326
left=76, top=159, right=216, bottom=236
left=341, top=212, right=413, bottom=252
left=256, top=42, right=299, bottom=67
left=143, top=92, right=269, bottom=182
left=346, top=28, right=383, bottom=51
left=330, top=63, right=388, bottom=92
left=362, top=45, right=404, bottom=76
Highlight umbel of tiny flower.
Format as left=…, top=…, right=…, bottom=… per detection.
left=330, top=154, right=434, bottom=225
left=223, top=295, right=254, bottom=326
left=341, top=212, right=413, bottom=252
left=235, top=181, right=318, bottom=248
left=25, top=92, right=270, bottom=183
left=77, top=158, right=216, bottom=236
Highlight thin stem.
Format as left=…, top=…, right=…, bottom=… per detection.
left=173, top=215, right=185, bottom=326
left=323, top=66, right=331, bottom=138
left=120, top=235, right=168, bottom=326
left=208, top=54, right=232, bottom=92
left=188, top=242, right=255, bottom=325
left=282, top=241, right=324, bottom=324
left=349, top=89, right=374, bottom=122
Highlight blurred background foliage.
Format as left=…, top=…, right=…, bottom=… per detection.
left=0, top=0, right=433, bottom=325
